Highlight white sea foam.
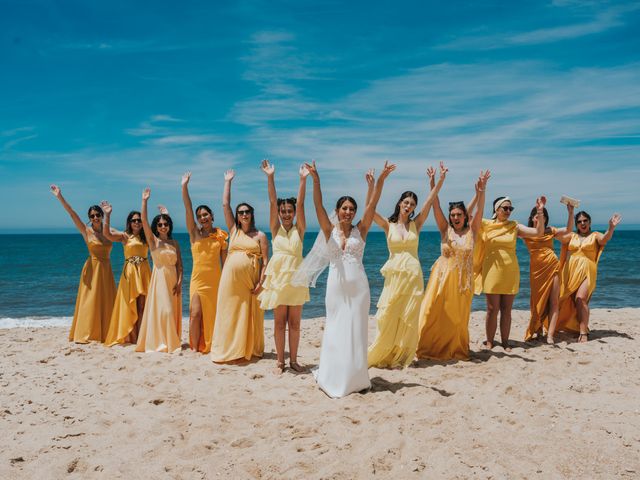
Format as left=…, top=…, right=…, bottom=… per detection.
left=0, top=316, right=73, bottom=329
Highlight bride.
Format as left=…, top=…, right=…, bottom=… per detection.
left=300, top=160, right=395, bottom=398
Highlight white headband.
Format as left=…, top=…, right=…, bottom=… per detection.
left=492, top=196, right=511, bottom=219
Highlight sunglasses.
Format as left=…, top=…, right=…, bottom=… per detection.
left=130, top=218, right=142, bottom=223
left=577, top=219, right=589, bottom=225
left=237, top=210, right=252, bottom=216
left=89, top=213, right=102, bottom=219
left=500, top=206, right=514, bottom=212
left=157, top=222, right=169, bottom=227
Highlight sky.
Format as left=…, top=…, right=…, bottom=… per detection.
left=1, top=0, right=639, bottom=232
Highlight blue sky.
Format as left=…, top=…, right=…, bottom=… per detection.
left=1, top=0, right=639, bottom=232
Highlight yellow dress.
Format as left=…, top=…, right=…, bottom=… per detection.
left=523, top=229, right=559, bottom=341
left=68, top=239, right=116, bottom=343
left=211, top=229, right=264, bottom=362
left=416, top=227, right=474, bottom=360
left=135, top=243, right=182, bottom=353
left=367, top=221, right=424, bottom=368
left=189, top=229, right=228, bottom=353
left=474, top=219, right=519, bottom=295
left=258, top=225, right=309, bottom=310
left=105, top=235, right=151, bottom=346
left=557, top=232, right=604, bottom=333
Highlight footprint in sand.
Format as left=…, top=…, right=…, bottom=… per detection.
left=230, top=438, right=254, bottom=448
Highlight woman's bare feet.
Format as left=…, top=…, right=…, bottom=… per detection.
left=289, top=361, right=307, bottom=373
left=501, top=341, right=512, bottom=352
left=578, top=333, right=589, bottom=343
left=546, top=336, right=555, bottom=345
left=482, top=340, right=493, bottom=350
left=273, top=362, right=286, bottom=375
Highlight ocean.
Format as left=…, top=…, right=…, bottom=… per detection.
left=1, top=230, right=638, bottom=328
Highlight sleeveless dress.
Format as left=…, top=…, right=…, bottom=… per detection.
left=189, top=229, right=228, bottom=353
left=416, top=227, right=474, bottom=360
left=315, top=227, right=371, bottom=398
left=557, top=232, right=604, bottom=333
left=367, top=221, right=423, bottom=368
left=105, top=235, right=151, bottom=346
left=68, top=239, right=116, bottom=343
left=135, top=243, right=182, bottom=353
left=474, top=219, right=519, bottom=295
left=258, top=225, right=309, bottom=310
left=523, top=229, right=559, bottom=341
left=211, top=229, right=264, bottom=362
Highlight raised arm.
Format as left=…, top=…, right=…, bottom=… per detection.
left=518, top=196, right=546, bottom=238
left=426, top=165, right=448, bottom=234
left=100, top=201, right=128, bottom=242
left=596, top=213, right=622, bottom=246
left=260, top=159, right=279, bottom=236
left=141, top=188, right=158, bottom=249
left=296, top=164, right=309, bottom=235
left=304, top=161, right=333, bottom=240
left=470, top=171, right=490, bottom=234
left=414, top=161, right=447, bottom=232
left=50, top=185, right=88, bottom=237
left=359, top=161, right=396, bottom=237
left=554, top=203, right=575, bottom=237
left=181, top=172, right=198, bottom=241
left=365, top=169, right=388, bottom=231
left=222, top=170, right=236, bottom=233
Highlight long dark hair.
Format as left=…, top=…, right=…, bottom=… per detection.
left=87, top=205, right=103, bottom=223
left=388, top=191, right=418, bottom=223
left=195, top=204, right=213, bottom=220
left=449, top=201, right=469, bottom=229
left=335, top=196, right=357, bottom=212
left=575, top=210, right=591, bottom=232
left=528, top=207, right=549, bottom=228
left=125, top=211, right=146, bottom=244
left=151, top=214, right=173, bottom=238
left=235, top=203, right=256, bottom=231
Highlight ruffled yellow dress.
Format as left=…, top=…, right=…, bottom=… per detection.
left=258, top=225, right=309, bottom=310
left=557, top=232, right=604, bottom=333
left=368, top=221, right=424, bottom=368
left=105, top=235, right=151, bottom=346
left=135, top=243, right=182, bottom=353
left=68, top=239, right=116, bottom=343
left=211, top=229, right=264, bottom=362
left=190, top=229, right=228, bottom=353
left=416, top=227, right=474, bottom=360
left=474, top=219, right=519, bottom=295
left=523, top=229, right=559, bottom=341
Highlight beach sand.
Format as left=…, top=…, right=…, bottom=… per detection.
left=1, top=308, right=639, bottom=479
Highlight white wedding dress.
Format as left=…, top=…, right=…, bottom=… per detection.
left=314, top=227, right=371, bottom=398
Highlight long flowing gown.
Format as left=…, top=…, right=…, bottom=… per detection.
left=135, top=243, right=182, bottom=353
left=367, top=221, right=423, bottom=368
left=189, top=229, right=228, bottom=353
left=68, top=239, right=116, bottom=343
left=315, top=227, right=371, bottom=398
left=258, top=225, right=309, bottom=309
left=211, top=229, right=264, bottom=362
left=557, top=232, right=604, bottom=333
left=523, top=229, right=559, bottom=341
left=105, top=235, right=151, bottom=346
left=416, top=227, right=474, bottom=360
left=474, top=219, right=519, bottom=295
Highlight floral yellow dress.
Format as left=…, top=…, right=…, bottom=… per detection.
left=189, top=229, right=228, bottom=353
left=416, top=227, right=474, bottom=360
left=258, top=225, right=309, bottom=310
left=105, top=235, right=151, bottom=346
left=68, top=239, right=116, bottom=343
left=367, top=221, right=423, bottom=368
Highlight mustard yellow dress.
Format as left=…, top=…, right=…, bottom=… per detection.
left=258, top=225, right=309, bottom=310
left=557, top=232, right=604, bottom=333
left=523, top=229, right=559, bottom=341
left=416, top=227, right=474, bottom=360
left=68, top=239, right=116, bottom=343
left=367, top=221, right=424, bottom=368
left=211, top=229, right=264, bottom=362
left=189, top=229, right=228, bottom=353
left=105, top=235, right=151, bottom=346
left=135, top=243, right=182, bottom=353
left=474, top=219, right=519, bottom=295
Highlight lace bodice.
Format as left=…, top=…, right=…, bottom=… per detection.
left=327, top=227, right=365, bottom=266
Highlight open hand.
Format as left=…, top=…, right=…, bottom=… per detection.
left=50, top=184, right=61, bottom=198
left=100, top=200, right=112, bottom=215
left=261, top=159, right=275, bottom=176
left=609, top=213, right=622, bottom=229
left=142, top=187, right=151, bottom=201
left=299, top=163, right=310, bottom=179
left=158, top=204, right=169, bottom=215
left=224, top=169, right=235, bottom=182
left=182, top=171, right=191, bottom=186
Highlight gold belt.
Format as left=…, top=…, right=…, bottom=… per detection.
left=125, top=255, right=147, bottom=266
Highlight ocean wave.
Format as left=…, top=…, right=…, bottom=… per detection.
left=0, top=316, right=74, bottom=329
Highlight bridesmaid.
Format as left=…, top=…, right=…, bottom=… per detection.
left=135, top=188, right=184, bottom=353
left=50, top=185, right=116, bottom=343
left=416, top=169, right=489, bottom=361
left=181, top=172, right=228, bottom=354
left=523, top=201, right=574, bottom=344
left=556, top=211, right=621, bottom=342
left=102, top=202, right=152, bottom=345
left=258, top=160, right=310, bottom=374
left=211, top=170, right=269, bottom=363
left=367, top=163, right=447, bottom=368
left=474, top=195, right=546, bottom=351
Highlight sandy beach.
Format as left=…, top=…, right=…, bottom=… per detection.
left=1, top=308, right=639, bottom=479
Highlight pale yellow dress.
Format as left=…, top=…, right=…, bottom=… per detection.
left=135, top=243, right=182, bottom=353
left=190, top=229, right=228, bottom=353
left=474, top=219, right=519, bottom=295
left=105, top=235, right=151, bottom=346
left=211, top=229, right=264, bottom=362
left=68, top=239, right=116, bottom=343
left=416, top=227, right=474, bottom=360
left=368, top=221, right=424, bottom=368
left=557, top=232, right=604, bottom=333
left=258, top=225, right=309, bottom=310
